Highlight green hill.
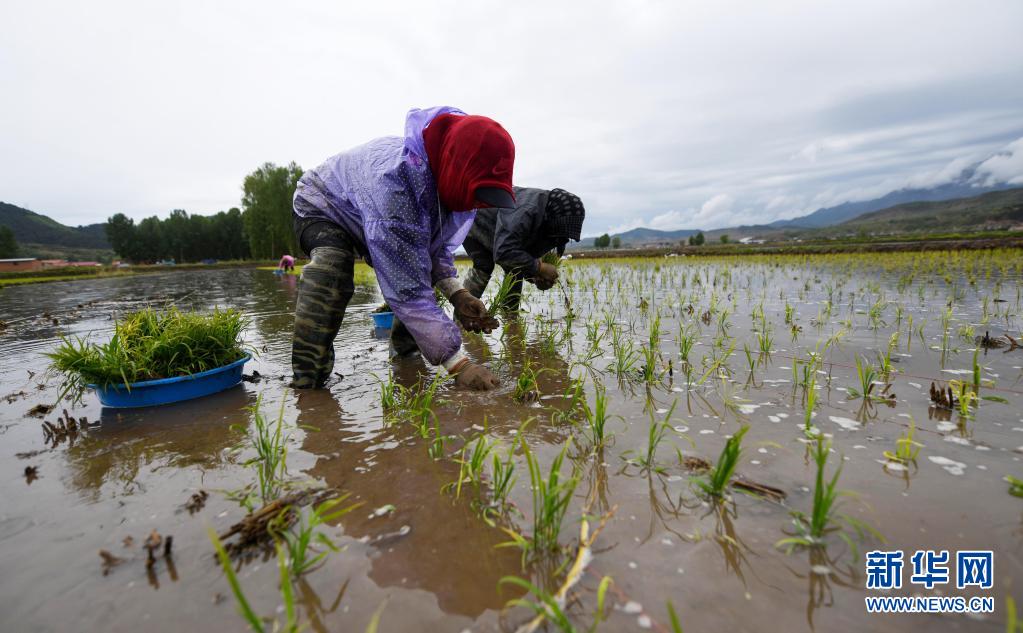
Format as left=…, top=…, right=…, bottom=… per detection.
left=830, top=187, right=1023, bottom=235
left=0, top=201, right=111, bottom=260
left=0, top=202, right=109, bottom=248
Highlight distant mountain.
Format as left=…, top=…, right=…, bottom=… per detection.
left=830, top=187, right=1023, bottom=235
left=772, top=169, right=1018, bottom=229
left=0, top=201, right=109, bottom=251
left=574, top=226, right=698, bottom=249
left=574, top=186, right=1023, bottom=249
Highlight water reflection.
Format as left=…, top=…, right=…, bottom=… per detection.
left=785, top=546, right=856, bottom=631
left=62, top=386, right=251, bottom=499
left=295, top=389, right=525, bottom=618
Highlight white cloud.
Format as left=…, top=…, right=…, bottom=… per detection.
left=690, top=194, right=737, bottom=229
left=973, top=137, right=1023, bottom=186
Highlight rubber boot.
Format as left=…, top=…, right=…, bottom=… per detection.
left=291, top=246, right=354, bottom=388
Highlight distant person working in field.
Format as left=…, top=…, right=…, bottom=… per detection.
left=290, top=106, right=515, bottom=390
left=278, top=254, right=295, bottom=272
left=391, top=187, right=585, bottom=356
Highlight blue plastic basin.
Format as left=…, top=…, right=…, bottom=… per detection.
left=88, top=355, right=250, bottom=408
left=371, top=311, right=394, bottom=329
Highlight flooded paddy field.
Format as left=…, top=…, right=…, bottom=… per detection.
left=2, top=250, right=1023, bottom=632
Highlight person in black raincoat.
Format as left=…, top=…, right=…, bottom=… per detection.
left=391, top=186, right=585, bottom=357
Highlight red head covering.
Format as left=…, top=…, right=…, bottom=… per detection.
left=422, top=113, right=515, bottom=212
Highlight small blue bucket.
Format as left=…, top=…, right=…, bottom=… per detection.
left=371, top=311, right=394, bottom=329
left=88, top=355, right=250, bottom=408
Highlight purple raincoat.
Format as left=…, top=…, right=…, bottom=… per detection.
left=293, top=106, right=474, bottom=366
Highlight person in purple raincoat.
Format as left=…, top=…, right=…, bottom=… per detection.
left=290, top=106, right=515, bottom=390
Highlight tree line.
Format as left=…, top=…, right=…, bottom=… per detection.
left=0, top=226, right=18, bottom=258
left=106, top=162, right=302, bottom=263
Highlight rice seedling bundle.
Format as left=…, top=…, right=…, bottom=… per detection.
left=49, top=307, right=248, bottom=398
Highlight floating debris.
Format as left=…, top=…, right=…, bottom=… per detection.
left=184, top=490, right=209, bottom=515
left=241, top=370, right=263, bottom=383
left=25, top=403, right=54, bottom=418
left=929, top=382, right=956, bottom=409
left=144, top=530, right=163, bottom=567
left=3, top=390, right=28, bottom=404
left=99, top=549, right=124, bottom=575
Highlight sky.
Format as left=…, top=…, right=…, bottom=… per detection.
left=2, top=0, right=1022, bottom=236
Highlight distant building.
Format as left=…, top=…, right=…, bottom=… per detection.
left=0, top=258, right=41, bottom=272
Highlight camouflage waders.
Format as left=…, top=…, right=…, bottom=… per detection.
left=292, top=220, right=357, bottom=389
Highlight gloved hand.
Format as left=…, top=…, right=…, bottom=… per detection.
left=450, top=289, right=499, bottom=333
left=535, top=261, right=559, bottom=291
left=451, top=360, right=501, bottom=390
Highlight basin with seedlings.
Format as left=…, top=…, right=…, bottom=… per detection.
left=47, top=307, right=250, bottom=407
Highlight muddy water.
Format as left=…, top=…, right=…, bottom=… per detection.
left=1, top=256, right=1022, bottom=632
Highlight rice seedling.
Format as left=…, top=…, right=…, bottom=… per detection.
left=695, top=340, right=736, bottom=386
left=381, top=372, right=447, bottom=432
left=694, top=425, right=748, bottom=498
left=940, top=305, right=954, bottom=361
left=1007, top=596, right=1022, bottom=633
left=678, top=322, right=696, bottom=365
left=488, top=445, right=518, bottom=518
left=972, top=347, right=983, bottom=389
left=447, top=434, right=494, bottom=500
left=488, top=271, right=522, bottom=314
left=536, top=316, right=564, bottom=358
left=846, top=356, right=890, bottom=402
left=742, top=343, right=757, bottom=375
left=541, top=250, right=563, bottom=268
left=500, top=576, right=574, bottom=632
left=609, top=336, right=640, bottom=378
left=667, top=601, right=684, bottom=633
left=498, top=573, right=612, bottom=633
left=208, top=529, right=301, bottom=633
left=718, top=374, right=748, bottom=417
left=803, top=375, right=819, bottom=438
left=948, top=379, right=979, bottom=419
left=623, top=400, right=678, bottom=473
left=231, top=395, right=291, bottom=510
left=776, top=438, right=881, bottom=557
left=551, top=375, right=586, bottom=425
left=514, top=358, right=547, bottom=403
left=639, top=341, right=662, bottom=383
left=1006, top=475, right=1023, bottom=498
left=884, top=420, right=923, bottom=464
left=208, top=527, right=266, bottom=631
left=582, top=382, right=619, bottom=446
left=48, top=307, right=248, bottom=402
left=502, top=439, right=579, bottom=557
left=269, top=493, right=362, bottom=576
left=867, top=296, right=887, bottom=330
left=756, top=327, right=773, bottom=357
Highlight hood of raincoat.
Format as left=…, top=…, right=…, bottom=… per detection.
left=422, top=113, right=515, bottom=213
